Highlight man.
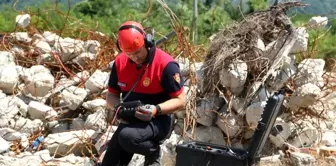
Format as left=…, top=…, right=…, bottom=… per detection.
left=101, top=21, right=186, bottom=166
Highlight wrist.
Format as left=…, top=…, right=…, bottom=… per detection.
left=155, top=104, right=162, bottom=116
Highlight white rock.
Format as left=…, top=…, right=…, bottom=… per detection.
left=128, top=154, right=145, bottom=166
left=259, top=155, right=282, bottom=166
left=33, top=39, right=52, bottom=54
left=173, top=118, right=184, bottom=135
left=84, top=109, right=107, bottom=131
left=61, top=86, right=88, bottom=110
left=37, top=53, right=52, bottom=64
left=82, top=98, right=107, bottom=111
left=20, top=134, right=29, bottom=149
left=72, top=70, right=90, bottom=84
left=0, top=65, right=20, bottom=94
left=15, top=14, right=31, bottom=28
left=0, top=96, right=20, bottom=119
left=289, top=128, right=318, bottom=148
left=308, top=16, right=328, bottom=29
left=94, top=125, right=117, bottom=153
left=219, top=60, right=248, bottom=95
left=42, top=31, right=61, bottom=46
left=44, top=154, right=92, bottom=166
left=13, top=96, right=29, bottom=117
left=195, top=97, right=224, bottom=126
left=294, top=58, right=325, bottom=87
left=161, top=133, right=180, bottom=154
left=268, top=55, right=297, bottom=91
left=51, top=123, right=69, bottom=133
left=0, top=51, right=15, bottom=66
left=245, top=101, right=267, bottom=127
left=243, top=129, right=255, bottom=139
left=216, top=111, right=243, bottom=138
left=22, top=65, right=55, bottom=97
left=256, top=38, right=265, bottom=51
left=10, top=32, right=32, bottom=43
left=320, top=131, right=336, bottom=147
left=192, top=126, right=226, bottom=146
left=72, top=52, right=97, bottom=66
left=183, top=62, right=204, bottom=89
left=286, top=83, right=321, bottom=111
left=0, top=149, right=51, bottom=166
left=231, top=96, right=246, bottom=115
left=85, top=70, right=109, bottom=93
left=10, top=45, right=25, bottom=56
left=28, top=101, right=57, bottom=120
left=84, top=40, right=101, bottom=54
left=0, top=137, right=10, bottom=153
left=251, top=85, right=270, bottom=103
left=290, top=152, right=316, bottom=166
left=290, top=27, right=308, bottom=53
left=0, top=128, right=21, bottom=141
left=70, top=117, right=85, bottom=130
left=176, top=57, right=190, bottom=77
left=43, top=130, right=96, bottom=156
left=53, top=37, right=85, bottom=62
left=61, top=86, right=89, bottom=110
left=0, top=117, right=9, bottom=128
left=269, top=118, right=292, bottom=147
left=9, top=117, right=43, bottom=135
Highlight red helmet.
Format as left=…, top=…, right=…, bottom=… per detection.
left=117, top=21, right=145, bottom=52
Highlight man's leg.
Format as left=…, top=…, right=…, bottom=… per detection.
left=118, top=121, right=166, bottom=166
left=101, top=124, right=134, bottom=166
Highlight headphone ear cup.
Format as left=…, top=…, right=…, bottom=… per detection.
left=116, top=39, right=121, bottom=52
left=144, top=33, right=155, bottom=48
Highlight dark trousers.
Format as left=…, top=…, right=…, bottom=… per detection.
left=101, top=118, right=167, bottom=166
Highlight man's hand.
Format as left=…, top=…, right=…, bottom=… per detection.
left=134, top=104, right=157, bottom=121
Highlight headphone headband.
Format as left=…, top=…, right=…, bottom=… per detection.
left=119, top=25, right=145, bottom=35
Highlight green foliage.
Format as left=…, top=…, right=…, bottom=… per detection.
left=0, top=4, right=16, bottom=32
left=0, top=0, right=336, bottom=60
left=246, top=0, right=268, bottom=13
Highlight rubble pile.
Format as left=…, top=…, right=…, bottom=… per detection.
left=177, top=2, right=336, bottom=166
left=0, top=2, right=335, bottom=166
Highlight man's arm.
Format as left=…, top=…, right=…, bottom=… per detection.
left=106, top=61, right=121, bottom=109
left=106, top=91, right=120, bottom=109
left=157, top=62, right=186, bottom=115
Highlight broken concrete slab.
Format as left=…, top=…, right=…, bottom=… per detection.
left=28, top=101, right=57, bottom=120
left=0, top=65, right=20, bottom=94
left=195, top=97, right=223, bottom=126
left=60, top=86, right=89, bottom=110
left=290, top=152, right=316, bottom=166
left=84, top=70, right=109, bottom=93
left=219, top=60, right=248, bottom=95
left=188, top=126, right=226, bottom=146
left=9, top=117, right=43, bottom=135
left=0, top=51, right=16, bottom=66
left=43, top=130, right=96, bottom=157
left=294, top=59, right=325, bottom=87
left=245, top=101, right=267, bottom=128
left=216, top=111, right=243, bottom=138
left=21, top=65, right=55, bottom=97
left=286, top=83, right=321, bottom=111
left=269, top=118, right=293, bottom=147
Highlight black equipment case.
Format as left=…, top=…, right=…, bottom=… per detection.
left=175, top=141, right=248, bottom=166
left=175, top=92, right=285, bottom=166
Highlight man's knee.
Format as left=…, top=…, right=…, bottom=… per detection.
left=118, top=127, right=141, bottom=150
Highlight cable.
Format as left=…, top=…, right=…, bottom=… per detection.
left=94, top=106, right=121, bottom=166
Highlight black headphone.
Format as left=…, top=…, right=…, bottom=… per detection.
left=116, top=24, right=155, bottom=52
